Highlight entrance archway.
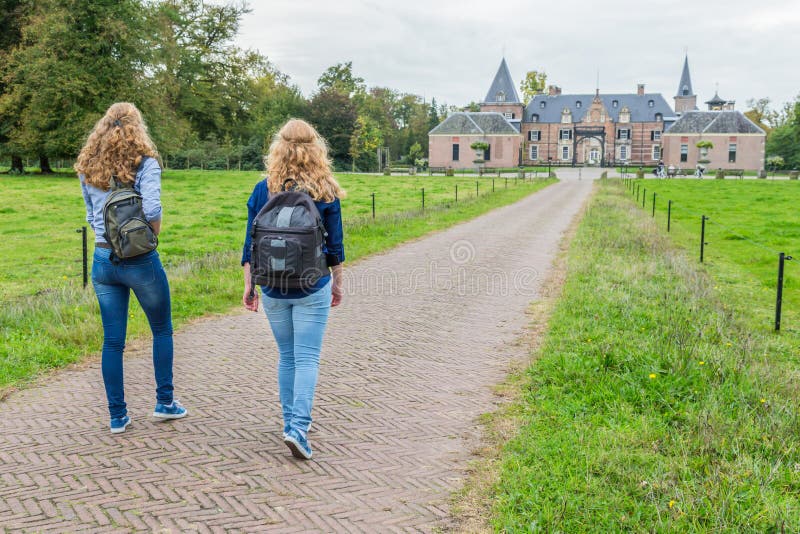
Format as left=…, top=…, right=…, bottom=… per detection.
left=572, top=127, right=607, bottom=167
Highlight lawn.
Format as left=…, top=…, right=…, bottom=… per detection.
left=0, top=170, right=553, bottom=392
left=624, top=178, right=800, bottom=334
left=488, top=181, right=800, bottom=531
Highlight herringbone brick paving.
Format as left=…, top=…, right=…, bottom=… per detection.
left=1, top=175, right=594, bottom=532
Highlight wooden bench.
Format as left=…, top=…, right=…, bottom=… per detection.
left=428, top=166, right=446, bottom=175
left=726, top=169, right=745, bottom=178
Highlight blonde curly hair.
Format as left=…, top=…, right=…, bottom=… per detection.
left=265, top=119, right=345, bottom=202
left=75, top=102, right=159, bottom=190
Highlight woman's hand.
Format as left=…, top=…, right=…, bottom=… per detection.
left=331, top=265, right=343, bottom=307
left=242, top=263, right=259, bottom=312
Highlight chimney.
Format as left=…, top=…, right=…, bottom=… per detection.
left=547, top=85, right=562, bottom=96
left=637, top=84, right=645, bottom=96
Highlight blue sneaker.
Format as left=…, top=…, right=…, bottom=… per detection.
left=283, top=423, right=291, bottom=440
left=110, top=415, right=131, bottom=434
left=284, top=429, right=312, bottom=460
left=153, top=400, right=188, bottom=420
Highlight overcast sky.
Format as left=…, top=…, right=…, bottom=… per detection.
left=238, top=0, right=800, bottom=112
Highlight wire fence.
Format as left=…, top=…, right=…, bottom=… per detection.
left=621, top=177, right=795, bottom=331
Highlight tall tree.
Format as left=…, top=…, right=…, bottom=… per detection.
left=308, top=88, right=357, bottom=167
left=317, top=61, right=365, bottom=97
left=0, top=0, right=148, bottom=171
left=519, top=70, right=547, bottom=103
left=0, top=0, right=32, bottom=172
left=349, top=116, right=383, bottom=171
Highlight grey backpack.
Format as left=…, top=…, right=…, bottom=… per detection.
left=250, top=186, right=328, bottom=290
left=102, top=176, right=158, bottom=259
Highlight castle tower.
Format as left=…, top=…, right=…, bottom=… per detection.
left=674, top=55, right=697, bottom=114
left=480, top=58, right=524, bottom=128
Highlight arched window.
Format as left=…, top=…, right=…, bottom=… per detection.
left=655, top=112, right=663, bottom=121
left=496, top=91, right=506, bottom=102
left=576, top=101, right=582, bottom=108
left=648, top=100, right=654, bottom=107
left=682, top=85, right=689, bottom=96
left=531, top=113, right=539, bottom=122
left=612, top=100, right=619, bottom=108
left=540, top=101, right=546, bottom=109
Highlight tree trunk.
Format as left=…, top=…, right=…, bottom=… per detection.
left=39, top=155, right=54, bottom=174
left=8, top=155, right=24, bottom=173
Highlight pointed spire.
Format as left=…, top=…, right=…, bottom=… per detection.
left=676, top=54, right=694, bottom=97
left=483, top=57, right=521, bottom=104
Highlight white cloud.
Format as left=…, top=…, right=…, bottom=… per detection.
left=237, top=0, right=800, bottom=109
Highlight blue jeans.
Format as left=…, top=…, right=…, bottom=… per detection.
left=91, top=248, right=174, bottom=419
left=262, top=281, right=331, bottom=438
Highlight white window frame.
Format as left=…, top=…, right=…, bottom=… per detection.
left=529, top=145, right=539, bottom=160
left=618, top=129, right=630, bottom=140
left=528, top=130, right=541, bottom=141
left=620, top=145, right=628, bottom=160
left=653, top=130, right=661, bottom=141
left=561, top=145, right=570, bottom=161
left=503, top=112, right=512, bottom=120
left=559, top=129, right=572, bottom=141
left=652, top=145, right=661, bottom=160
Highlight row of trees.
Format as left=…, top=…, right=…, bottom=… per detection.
left=0, top=0, right=445, bottom=173
left=745, top=97, right=800, bottom=170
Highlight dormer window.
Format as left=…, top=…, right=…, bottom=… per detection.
left=648, top=99, right=654, bottom=107
left=612, top=100, right=619, bottom=108
left=576, top=101, right=582, bottom=108
left=496, top=91, right=506, bottom=102
left=540, top=101, right=546, bottom=108
left=531, top=114, right=539, bottom=122
left=655, top=112, right=663, bottom=121
left=682, top=85, right=689, bottom=96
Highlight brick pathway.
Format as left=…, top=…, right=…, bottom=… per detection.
left=0, top=176, right=595, bottom=532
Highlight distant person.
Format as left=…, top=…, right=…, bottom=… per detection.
left=667, top=164, right=676, bottom=178
left=695, top=163, right=705, bottom=178
left=76, top=102, right=187, bottom=434
left=656, top=160, right=665, bottom=178
left=242, top=119, right=345, bottom=460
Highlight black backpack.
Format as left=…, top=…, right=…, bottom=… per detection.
left=250, top=185, right=328, bottom=290
left=103, top=176, right=158, bottom=260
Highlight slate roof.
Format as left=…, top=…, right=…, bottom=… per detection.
left=705, top=91, right=727, bottom=106
left=429, top=112, right=519, bottom=135
left=677, top=55, right=694, bottom=97
left=524, top=93, right=675, bottom=123
left=482, top=58, right=522, bottom=104
left=664, top=111, right=764, bottom=134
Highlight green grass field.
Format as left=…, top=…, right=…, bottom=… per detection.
left=0, top=170, right=553, bottom=392
left=488, top=181, right=800, bottom=531
left=625, top=178, right=800, bottom=334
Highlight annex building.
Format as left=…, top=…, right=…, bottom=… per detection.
left=429, top=56, right=766, bottom=171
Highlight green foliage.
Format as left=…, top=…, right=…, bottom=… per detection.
left=695, top=140, right=714, bottom=149
left=636, top=169, right=645, bottom=178
left=715, top=169, right=725, bottom=179
left=317, top=61, right=365, bottom=97
left=519, top=69, right=547, bottom=103
left=349, top=116, right=383, bottom=171
left=492, top=182, right=800, bottom=531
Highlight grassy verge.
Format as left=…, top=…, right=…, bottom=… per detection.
left=0, top=171, right=553, bottom=393
left=483, top=181, right=800, bottom=531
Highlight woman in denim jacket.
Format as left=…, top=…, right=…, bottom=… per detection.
left=77, top=102, right=187, bottom=434
left=242, top=119, right=345, bottom=460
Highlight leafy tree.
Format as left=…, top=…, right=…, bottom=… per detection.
left=317, top=61, right=365, bottom=97
left=349, top=116, right=383, bottom=171
left=407, top=142, right=423, bottom=166
left=308, top=88, right=357, bottom=167
left=520, top=70, right=547, bottom=103
left=744, top=98, right=777, bottom=133
left=0, top=0, right=33, bottom=172
left=0, top=0, right=148, bottom=172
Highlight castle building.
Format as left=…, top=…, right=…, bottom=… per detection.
left=429, top=55, right=765, bottom=170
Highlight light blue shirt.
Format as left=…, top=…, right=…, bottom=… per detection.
left=80, top=157, right=162, bottom=244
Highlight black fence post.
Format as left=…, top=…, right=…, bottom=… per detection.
left=421, top=188, right=425, bottom=211
left=775, top=252, right=792, bottom=331
left=371, top=192, right=375, bottom=219
left=492, top=178, right=495, bottom=192
left=700, top=215, right=708, bottom=263
left=476, top=181, right=479, bottom=197
left=652, top=192, right=656, bottom=217
left=505, top=177, right=508, bottom=189
left=642, top=188, right=646, bottom=208
left=455, top=184, right=458, bottom=203
left=667, top=200, right=672, bottom=232
left=76, top=226, right=87, bottom=288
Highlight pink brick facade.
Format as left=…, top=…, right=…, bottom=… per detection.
left=661, top=134, right=765, bottom=171
left=429, top=134, right=521, bottom=169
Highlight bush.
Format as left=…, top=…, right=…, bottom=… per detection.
left=715, top=169, right=725, bottom=179
left=383, top=166, right=390, bottom=176
left=446, top=167, right=454, bottom=177
left=636, top=169, right=644, bottom=179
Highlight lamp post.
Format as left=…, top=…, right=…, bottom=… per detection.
left=547, top=157, right=552, bottom=177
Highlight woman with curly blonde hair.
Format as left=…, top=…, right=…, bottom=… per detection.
left=77, top=102, right=187, bottom=434
left=241, top=118, right=345, bottom=460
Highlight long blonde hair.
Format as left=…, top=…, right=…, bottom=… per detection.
left=75, top=102, right=159, bottom=189
left=265, top=119, right=346, bottom=202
